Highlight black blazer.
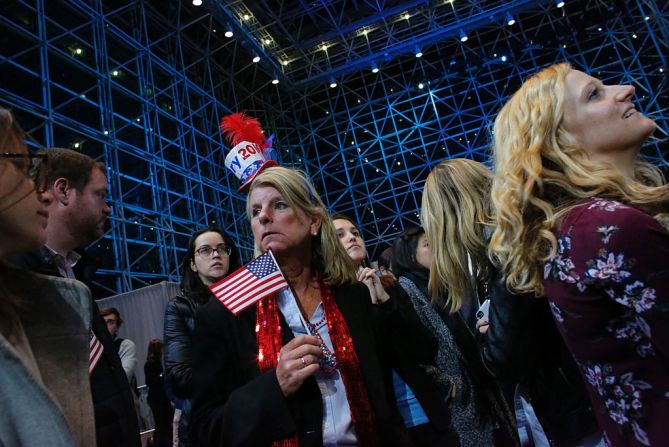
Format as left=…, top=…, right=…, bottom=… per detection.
left=9, top=248, right=141, bottom=447
left=190, top=282, right=436, bottom=447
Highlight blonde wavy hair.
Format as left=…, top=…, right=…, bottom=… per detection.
left=246, top=167, right=357, bottom=286
left=421, top=158, right=493, bottom=312
left=489, top=62, right=668, bottom=296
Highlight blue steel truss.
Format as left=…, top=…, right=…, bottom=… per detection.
left=0, top=0, right=289, bottom=295
left=1, top=0, right=667, bottom=293
left=277, top=0, right=668, bottom=258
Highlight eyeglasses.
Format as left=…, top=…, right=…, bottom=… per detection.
left=194, top=244, right=231, bottom=258
left=0, top=152, right=48, bottom=193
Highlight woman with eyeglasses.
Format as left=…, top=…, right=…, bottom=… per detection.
left=0, top=107, right=96, bottom=446
left=163, top=227, right=240, bottom=446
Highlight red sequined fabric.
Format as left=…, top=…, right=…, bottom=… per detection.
left=254, top=279, right=379, bottom=447
left=318, top=276, right=379, bottom=447
left=256, top=295, right=299, bottom=447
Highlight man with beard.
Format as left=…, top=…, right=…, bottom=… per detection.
left=10, top=148, right=141, bottom=447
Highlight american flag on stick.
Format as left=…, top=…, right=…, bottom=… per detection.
left=89, top=332, right=104, bottom=374
left=209, top=250, right=288, bottom=315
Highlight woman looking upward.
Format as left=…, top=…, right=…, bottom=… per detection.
left=490, top=63, right=668, bottom=446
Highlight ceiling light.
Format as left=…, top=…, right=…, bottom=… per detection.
left=404, top=12, right=411, bottom=20
left=281, top=60, right=289, bottom=66
left=415, top=46, right=423, bottom=58
left=74, top=47, right=83, bottom=55
left=329, top=78, right=337, bottom=88
left=243, top=14, right=250, bottom=20
left=271, top=78, right=279, bottom=85
left=501, top=55, right=507, bottom=62
left=418, top=82, right=424, bottom=89
left=252, top=55, right=260, bottom=63
left=371, top=62, right=379, bottom=73
left=224, top=28, right=233, bottom=38
left=506, top=13, right=515, bottom=26
left=459, top=29, right=468, bottom=42
left=192, top=0, right=202, bottom=5
left=264, top=39, right=272, bottom=45
left=555, top=0, right=565, bottom=7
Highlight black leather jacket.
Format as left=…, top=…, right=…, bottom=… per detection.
left=481, top=270, right=600, bottom=446
left=164, top=291, right=210, bottom=399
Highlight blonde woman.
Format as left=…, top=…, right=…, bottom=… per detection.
left=421, top=158, right=494, bottom=317
left=490, top=63, right=668, bottom=446
left=190, top=167, right=434, bottom=446
left=423, top=158, right=601, bottom=445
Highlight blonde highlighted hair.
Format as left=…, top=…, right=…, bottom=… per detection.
left=246, top=167, right=357, bottom=286
left=489, top=62, right=668, bottom=296
left=421, top=158, right=493, bottom=312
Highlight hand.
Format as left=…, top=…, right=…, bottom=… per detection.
left=275, top=335, right=323, bottom=397
left=357, top=267, right=390, bottom=304
left=476, top=318, right=489, bottom=335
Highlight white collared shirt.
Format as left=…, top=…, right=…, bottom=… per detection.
left=276, top=288, right=357, bottom=446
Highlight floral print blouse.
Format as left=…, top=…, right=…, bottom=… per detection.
left=543, top=198, right=669, bottom=447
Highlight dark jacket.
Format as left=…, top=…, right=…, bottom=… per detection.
left=163, top=290, right=209, bottom=447
left=190, top=282, right=436, bottom=447
left=8, top=246, right=105, bottom=298
left=384, top=284, right=455, bottom=436
left=481, top=270, right=600, bottom=446
left=163, top=291, right=206, bottom=398
left=9, top=248, right=141, bottom=447
left=399, top=270, right=518, bottom=446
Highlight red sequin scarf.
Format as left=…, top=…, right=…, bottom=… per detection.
left=255, top=277, right=379, bottom=447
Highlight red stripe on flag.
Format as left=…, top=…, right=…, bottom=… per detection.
left=218, top=271, right=283, bottom=307
left=209, top=251, right=288, bottom=315
left=89, top=334, right=104, bottom=374
left=227, top=275, right=287, bottom=314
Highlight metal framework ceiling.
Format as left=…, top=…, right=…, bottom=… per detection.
left=210, top=0, right=554, bottom=89
left=1, top=0, right=667, bottom=294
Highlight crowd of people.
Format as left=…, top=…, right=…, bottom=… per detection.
left=0, top=61, right=667, bottom=447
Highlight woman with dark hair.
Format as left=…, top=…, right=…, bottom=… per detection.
left=0, top=107, right=96, bottom=446
left=163, top=227, right=240, bottom=446
left=145, top=339, right=174, bottom=447
left=392, top=225, right=517, bottom=446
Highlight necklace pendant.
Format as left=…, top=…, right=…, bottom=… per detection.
left=319, top=349, right=338, bottom=374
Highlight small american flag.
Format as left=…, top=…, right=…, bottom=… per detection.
left=89, top=331, right=104, bottom=374
left=209, top=250, right=288, bottom=315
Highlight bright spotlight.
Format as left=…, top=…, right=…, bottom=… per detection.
left=459, top=29, right=468, bottom=42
